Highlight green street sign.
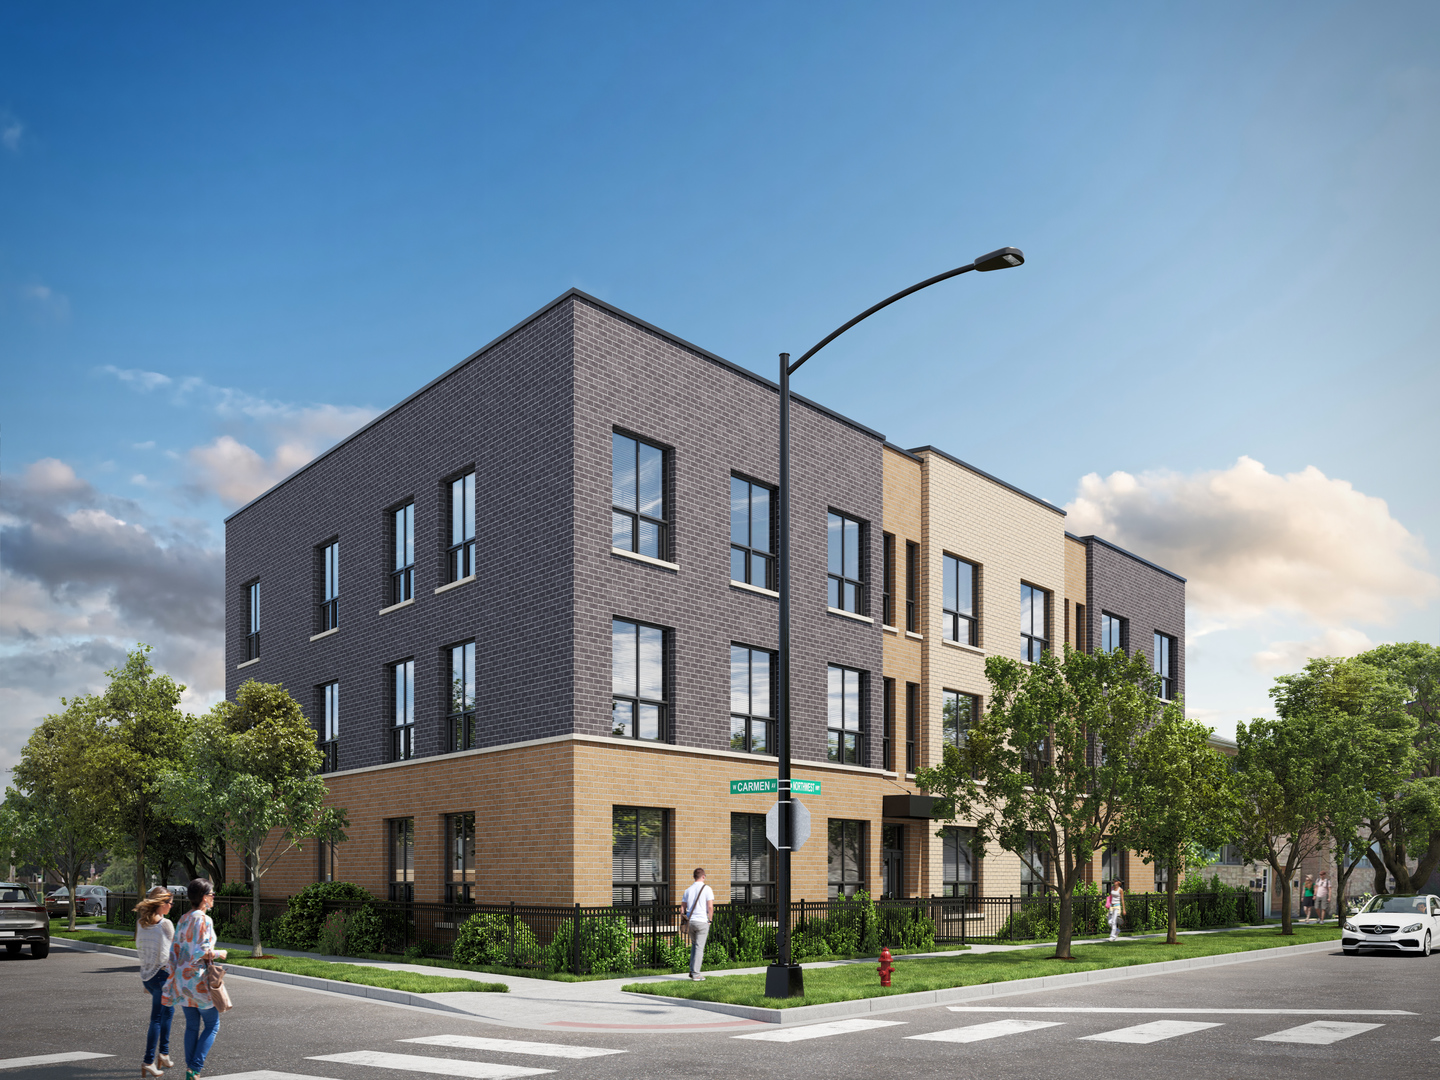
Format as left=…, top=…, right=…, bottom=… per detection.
left=731, top=779, right=778, bottom=795
left=791, top=779, right=822, bottom=795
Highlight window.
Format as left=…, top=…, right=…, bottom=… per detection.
left=1218, top=844, right=1243, bottom=866
left=1100, top=612, right=1126, bottom=654
left=317, top=839, right=338, bottom=883
left=730, top=475, right=774, bottom=588
left=1020, top=584, right=1048, bottom=662
left=449, top=472, right=476, bottom=582
left=319, top=682, right=339, bottom=773
left=905, top=682, right=918, bottom=773
left=730, top=813, right=774, bottom=904
left=905, top=542, right=919, bottom=632
left=827, top=511, right=865, bottom=613
left=448, top=641, right=476, bottom=751
left=245, top=580, right=260, bottom=660
left=445, top=812, right=476, bottom=904
left=1021, top=833, right=1049, bottom=897
left=827, top=665, right=864, bottom=764
left=1101, top=845, right=1126, bottom=891
left=392, top=659, right=415, bottom=761
left=388, top=818, right=414, bottom=902
left=1075, top=602, right=1087, bottom=651
left=612, top=619, right=665, bottom=741
left=1155, top=863, right=1169, bottom=891
left=729, top=645, right=773, bottom=755
left=942, top=690, right=979, bottom=751
left=612, top=806, right=668, bottom=905
left=612, top=432, right=666, bottom=560
left=882, top=678, right=895, bottom=772
left=882, top=533, right=895, bottom=626
left=318, top=541, right=339, bottom=632
left=942, top=827, right=977, bottom=899
left=827, top=819, right=865, bottom=899
left=881, top=824, right=905, bottom=900
left=943, top=555, right=978, bottom=645
left=1154, top=632, right=1176, bottom=699
left=391, top=502, right=415, bottom=605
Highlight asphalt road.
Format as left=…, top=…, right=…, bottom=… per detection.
left=3, top=942, right=1436, bottom=1079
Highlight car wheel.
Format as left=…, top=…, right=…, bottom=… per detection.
left=5, top=942, right=20, bottom=957
left=1423, top=931, right=1432, bottom=958
left=30, top=941, right=49, bottom=959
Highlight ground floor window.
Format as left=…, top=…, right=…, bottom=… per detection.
left=730, top=813, right=774, bottom=903
left=1101, top=845, right=1127, bottom=893
left=446, top=811, right=476, bottom=903
left=1021, top=832, right=1049, bottom=897
left=613, top=806, right=669, bottom=905
left=942, top=826, right=978, bottom=899
left=388, top=818, right=414, bottom=902
left=881, top=824, right=905, bottom=899
left=828, top=819, right=865, bottom=899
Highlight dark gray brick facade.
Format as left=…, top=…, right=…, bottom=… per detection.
left=1075, top=533, right=1186, bottom=702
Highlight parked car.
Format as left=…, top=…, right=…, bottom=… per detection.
left=1342, top=893, right=1440, bottom=956
left=44, top=884, right=110, bottom=918
left=1, top=881, right=51, bottom=959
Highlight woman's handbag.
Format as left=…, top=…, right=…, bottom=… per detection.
left=204, top=961, right=233, bottom=1014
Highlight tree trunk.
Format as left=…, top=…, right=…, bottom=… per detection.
left=1270, top=854, right=1293, bottom=935
left=133, top=820, right=147, bottom=902
left=1366, top=848, right=1387, bottom=894
left=249, top=854, right=263, bottom=958
left=1054, top=881, right=1075, bottom=959
left=1166, top=854, right=1179, bottom=945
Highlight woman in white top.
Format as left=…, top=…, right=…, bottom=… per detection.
left=135, top=887, right=176, bottom=1077
left=1106, top=881, right=1126, bottom=941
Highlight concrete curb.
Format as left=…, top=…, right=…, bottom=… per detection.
left=51, top=937, right=484, bottom=1015
left=627, top=939, right=1341, bottom=1025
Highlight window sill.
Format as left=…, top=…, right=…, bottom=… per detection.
left=827, top=606, right=874, bottom=625
left=941, top=638, right=986, bottom=656
left=378, top=598, right=415, bottom=616
left=434, top=574, right=475, bottom=596
left=905, top=630, right=924, bottom=641
left=882, top=623, right=899, bottom=634
left=236, top=657, right=261, bottom=670
left=611, top=547, right=678, bottom=572
left=309, top=627, right=339, bottom=643
left=731, top=580, right=779, bottom=598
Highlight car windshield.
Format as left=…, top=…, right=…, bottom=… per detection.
left=1363, top=895, right=1428, bottom=914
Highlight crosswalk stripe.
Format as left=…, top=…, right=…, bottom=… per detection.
left=1256, top=1021, right=1384, bottom=1045
left=308, top=1051, right=553, bottom=1078
left=734, top=1019, right=907, bottom=1042
left=908, top=1020, right=1065, bottom=1043
left=402, top=1036, right=626, bottom=1059
left=946, top=1006, right=1415, bottom=1016
left=1081, top=1020, right=1224, bottom=1044
left=0, top=1053, right=113, bottom=1071
left=204, top=1072, right=325, bottom=1080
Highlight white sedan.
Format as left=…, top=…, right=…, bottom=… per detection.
left=1343, top=894, right=1440, bottom=956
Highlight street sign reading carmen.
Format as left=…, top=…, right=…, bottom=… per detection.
left=730, top=778, right=821, bottom=795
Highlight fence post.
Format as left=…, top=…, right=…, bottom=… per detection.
left=509, top=901, right=515, bottom=967
left=572, top=903, right=582, bottom=976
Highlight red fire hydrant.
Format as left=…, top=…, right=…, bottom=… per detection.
left=877, top=946, right=894, bottom=987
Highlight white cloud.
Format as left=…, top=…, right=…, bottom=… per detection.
left=21, top=283, right=70, bottom=320
left=1251, top=627, right=1377, bottom=672
left=102, top=365, right=172, bottom=391
left=1, top=108, right=21, bottom=153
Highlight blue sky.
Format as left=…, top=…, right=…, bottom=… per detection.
left=3, top=1, right=1437, bottom=769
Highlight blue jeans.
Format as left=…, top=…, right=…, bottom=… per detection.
left=142, top=970, right=173, bottom=1065
left=181, top=1005, right=220, bottom=1072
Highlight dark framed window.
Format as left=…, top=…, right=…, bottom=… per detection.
left=1101, top=612, right=1126, bottom=654
left=881, top=824, right=905, bottom=899
left=1154, top=631, right=1176, bottom=699
left=882, top=677, right=895, bottom=772
left=730, top=475, right=774, bottom=589
left=1101, top=845, right=1127, bottom=892
left=905, top=541, right=919, bottom=632
left=391, top=502, right=415, bottom=605
left=612, top=618, right=666, bottom=741
left=449, top=472, right=476, bottom=583
left=319, top=681, right=339, bottom=773
left=882, top=533, right=895, bottom=626
left=730, top=813, right=774, bottom=903
left=1155, top=863, right=1169, bottom=891
left=318, top=540, right=339, bottom=632
left=942, top=826, right=977, bottom=899
left=388, top=817, right=414, bottom=902
left=905, top=681, right=918, bottom=773
left=1075, top=602, right=1087, bottom=651
left=612, top=431, right=666, bottom=560
left=448, top=641, right=476, bottom=751
left=729, top=645, right=774, bottom=755
left=942, top=554, right=977, bottom=645
left=827, top=512, right=865, bottom=613
left=1020, top=583, right=1048, bottom=662
left=245, top=580, right=260, bottom=660
left=827, top=819, right=865, bottom=899
left=612, top=806, right=668, bottom=906
left=445, top=811, right=475, bottom=904
left=391, top=659, right=415, bottom=761
left=317, top=839, right=338, bottom=883
left=827, top=664, right=864, bottom=765
left=942, top=690, right=978, bottom=751
left=1021, top=832, right=1050, bottom=897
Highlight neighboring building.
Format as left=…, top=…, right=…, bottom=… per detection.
left=229, top=289, right=1196, bottom=905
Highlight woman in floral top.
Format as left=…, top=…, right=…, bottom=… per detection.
left=166, top=879, right=226, bottom=1079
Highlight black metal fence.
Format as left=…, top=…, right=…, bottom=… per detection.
left=107, top=888, right=1265, bottom=975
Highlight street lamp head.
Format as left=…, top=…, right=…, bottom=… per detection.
left=973, top=247, right=1025, bottom=272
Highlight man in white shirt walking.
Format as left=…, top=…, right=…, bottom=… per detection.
left=681, top=868, right=714, bottom=980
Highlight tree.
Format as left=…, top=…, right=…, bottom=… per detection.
left=1114, top=714, right=1235, bottom=944
left=160, top=680, right=348, bottom=956
left=7, top=701, right=124, bottom=929
left=916, top=646, right=1165, bottom=960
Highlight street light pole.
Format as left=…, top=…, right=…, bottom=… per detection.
left=765, top=248, right=1024, bottom=1000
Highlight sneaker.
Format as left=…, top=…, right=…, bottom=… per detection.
left=689, top=974, right=706, bottom=980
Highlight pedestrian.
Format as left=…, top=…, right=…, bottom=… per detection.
left=136, top=887, right=175, bottom=1077
left=680, top=868, right=714, bottom=980
left=166, top=879, right=227, bottom=1080
left=1106, top=880, right=1125, bottom=941
left=1300, top=875, right=1315, bottom=923
left=1314, top=872, right=1331, bottom=923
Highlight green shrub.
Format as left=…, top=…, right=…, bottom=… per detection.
left=218, top=882, right=252, bottom=898
left=452, top=912, right=544, bottom=968
left=316, top=910, right=348, bottom=955
left=879, top=905, right=936, bottom=952
left=998, top=895, right=1059, bottom=942
left=346, top=906, right=386, bottom=956
left=547, top=915, right=636, bottom=975
left=712, top=914, right=767, bottom=964
left=276, top=882, right=376, bottom=951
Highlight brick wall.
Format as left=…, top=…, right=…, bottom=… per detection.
left=1081, top=535, right=1186, bottom=702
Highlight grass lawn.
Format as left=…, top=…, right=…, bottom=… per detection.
left=622, top=925, right=1344, bottom=1008
left=54, top=929, right=137, bottom=946
left=345, top=951, right=803, bottom=983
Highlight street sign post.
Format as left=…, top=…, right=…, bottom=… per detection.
left=765, top=799, right=810, bottom=851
